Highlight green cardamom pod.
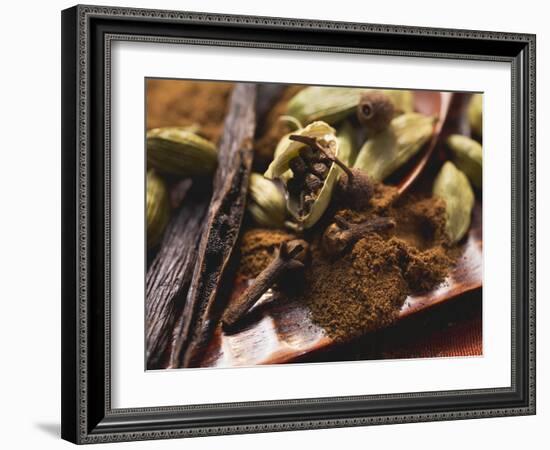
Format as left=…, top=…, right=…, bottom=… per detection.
left=265, top=121, right=349, bottom=229
left=147, top=127, right=217, bottom=177
left=286, top=87, right=414, bottom=126
left=387, top=89, right=415, bottom=114
left=247, top=173, right=287, bottom=228
left=146, top=170, right=170, bottom=249
left=336, top=121, right=357, bottom=166
left=468, top=94, right=482, bottom=137
left=447, top=134, right=482, bottom=189
left=433, top=161, right=474, bottom=244
left=353, top=112, right=436, bottom=181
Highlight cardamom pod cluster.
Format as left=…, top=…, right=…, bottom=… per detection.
left=353, top=113, right=436, bottom=181
left=146, top=170, right=170, bottom=249
left=247, top=173, right=287, bottom=228
left=447, top=134, right=482, bottom=189
left=468, top=94, right=482, bottom=137
left=433, top=161, right=474, bottom=244
left=147, top=127, right=218, bottom=177
left=286, top=87, right=413, bottom=126
left=265, top=121, right=353, bottom=229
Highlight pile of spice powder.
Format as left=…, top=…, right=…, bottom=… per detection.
left=301, top=184, right=454, bottom=342
left=237, top=228, right=297, bottom=278
left=236, top=183, right=455, bottom=343
left=146, top=79, right=234, bottom=143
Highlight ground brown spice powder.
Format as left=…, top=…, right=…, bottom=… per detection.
left=146, top=79, right=234, bottom=143
left=237, top=183, right=455, bottom=343
left=238, top=228, right=297, bottom=278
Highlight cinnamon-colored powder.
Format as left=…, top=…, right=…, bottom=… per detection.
left=238, top=228, right=297, bottom=278
left=146, top=79, right=234, bottom=143
left=302, top=185, right=453, bottom=341
left=237, top=183, right=454, bottom=343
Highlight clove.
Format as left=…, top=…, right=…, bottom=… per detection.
left=221, top=239, right=309, bottom=332
left=322, top=215, right=396, bottom=257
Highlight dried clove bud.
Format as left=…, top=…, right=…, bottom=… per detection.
left=221, top=239, right=309, bottom=332
left=357, top=91, right=395, bottom=134
left=322, top=215, right=395, bottom=257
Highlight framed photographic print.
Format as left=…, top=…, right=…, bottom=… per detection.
left=61, top=4, right=536, bottom=444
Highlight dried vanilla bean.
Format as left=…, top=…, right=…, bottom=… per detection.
left=170, top=84, right=258, bottom=368
left=145, top=181, right=209, bottom=369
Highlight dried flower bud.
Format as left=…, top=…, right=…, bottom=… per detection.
left=322, top=216, right=395, bottom=257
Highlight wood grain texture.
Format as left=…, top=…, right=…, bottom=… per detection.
left=145, top=180, right=210, bottom=369
left=170, top=83, right=258, bottom=368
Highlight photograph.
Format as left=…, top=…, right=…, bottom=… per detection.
left=145, top=80, right=483, bottom=370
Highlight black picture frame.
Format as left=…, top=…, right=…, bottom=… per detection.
left=61, top=4, right=536, bottom=444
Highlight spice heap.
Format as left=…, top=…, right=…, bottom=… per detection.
left=238, top=228, right=297, bottom=278
left=237, top=184, right=454, bottom=342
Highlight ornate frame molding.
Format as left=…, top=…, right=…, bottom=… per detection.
left=61, top=4, right=536, bottom=444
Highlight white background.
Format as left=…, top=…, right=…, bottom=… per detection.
left=0, top=0, right=546, bottom=449
left=112, top=42, right=510, bottom=408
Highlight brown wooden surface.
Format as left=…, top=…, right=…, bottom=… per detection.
left=196, top=91, right=483, bottom=368
left=170, top=84, right=258, bottom=368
